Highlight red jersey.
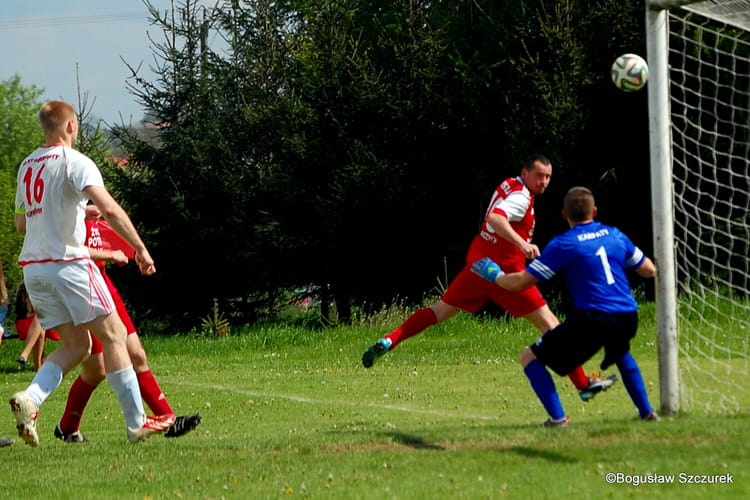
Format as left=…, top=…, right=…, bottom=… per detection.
left=84, top=218, right=137, bottom=338
left=85, top=219, right=135, bottom=270
left=465, top=176, right=535, bottom=272
left=85, top=219, right=108, bottom=271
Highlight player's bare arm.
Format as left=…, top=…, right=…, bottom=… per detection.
left=494, top=270, right=538, bottom=292
left=14, top=213, right=26, bottom=234
left=88, top=248, right=129, bottom=266
left=83, top=185, right=155, bottom=276
left=487, top=212, right=540, bottom=258
left=636, top=256, right=657, bottom=279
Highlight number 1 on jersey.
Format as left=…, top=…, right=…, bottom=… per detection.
left=595, top=245, right=616, bottom=285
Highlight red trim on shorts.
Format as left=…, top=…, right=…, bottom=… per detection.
left=18, top=256, right=91, bottom=266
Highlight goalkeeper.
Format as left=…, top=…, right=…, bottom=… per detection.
left=472, top=186, right=658, bottom=426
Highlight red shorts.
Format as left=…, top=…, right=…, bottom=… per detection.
left=440, top=262, right=547, bottom=317
left=89, top=271, right=136, bottom=356
left=102, top=272, right=136, bottom=334
left=15, top=317, right=60, bottom=341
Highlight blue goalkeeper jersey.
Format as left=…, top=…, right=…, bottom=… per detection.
left=526, top=220, right=645, bottom=313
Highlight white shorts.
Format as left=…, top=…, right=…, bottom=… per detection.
left=22, top=259, right=115, bottom=330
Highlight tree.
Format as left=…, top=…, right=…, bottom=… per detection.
left=110, top=0, right=653, bottom=327
left=0, top=75, right=43, bottom=292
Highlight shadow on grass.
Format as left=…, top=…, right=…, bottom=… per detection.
left=382, top=432, right=578, bottom=463
left=508, top=446, right=578, bottom=463
left=387, top=432, right=446, bottom=450
left=0, top=364, right=30, bottom=375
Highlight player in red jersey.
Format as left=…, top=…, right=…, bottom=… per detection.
left=53, top=205, right=201, bottom=442
left=362, top=154, right=616, bottom=400
left=14, top=282, right=60, bottom=371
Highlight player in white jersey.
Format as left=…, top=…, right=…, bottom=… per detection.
left=10, top=100, right=174, bottom=447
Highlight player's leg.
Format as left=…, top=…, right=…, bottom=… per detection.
left=79, top=264, right=171, bottom=441
left=88, top=311, right=174, bottom=441
left=520, top=302, right=615, bottom=398
left=519, top=304, right=587, bottom=388
left=31, top=333, right=45, bottom=372
left=0, top=303, right=7, bottom=349
left=127, top=338, right=201, bottom=437
left=55, top=334, right=105, bottom=443
left=128, top=337, right=201, bottom=438
left=503, top=291, right=590, bottom=391
left=519, top=317, right=600, bottom=426
left=615, top=352, right=657, bottom=420
left=362, top=301, right=457, bottom=368
left=127, top=333, right=174, bottom=417
left=17, top=316, right=43, bottom=366
left=10, top=321, right=90, bottom=447
left=363, top=265, right=486, bottom=368
left=519, top=347, right=567, bottom=426
left=106, top=272, right=199, bottom=438
left=108, top=273, right=176, bottom=420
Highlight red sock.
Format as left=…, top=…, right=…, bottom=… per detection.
left=137, top=370, right=174, bottom=416
left=385, top=308, right=437, bottom=348
left=59, top=376, right=98, bottom=433
left=568, top=365, right=589, bottom=390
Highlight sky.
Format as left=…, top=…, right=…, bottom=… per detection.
left=0, top=1, right=214, bottom=126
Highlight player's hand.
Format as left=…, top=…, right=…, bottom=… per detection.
left=471, top=257, right=503, bottom=282
left=519, top=242, right=540, bottom=259
left=85, top=204, right=102, bottom=220
left=135, top=248, right=156, bottom=276
left=109, top=250, right=129, bottom=266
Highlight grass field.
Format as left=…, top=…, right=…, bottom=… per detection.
left=0, top=306, right=747, bottom=499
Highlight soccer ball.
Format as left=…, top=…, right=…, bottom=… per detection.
left=611, top=53, right=649, bottom=92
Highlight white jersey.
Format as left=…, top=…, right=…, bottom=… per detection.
left=15, top=145, right=104, bottom=264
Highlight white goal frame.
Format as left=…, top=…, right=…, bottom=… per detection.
left=646, top=0, right=750, bottom=414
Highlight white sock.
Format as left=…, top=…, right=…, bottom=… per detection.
left=106, top=366, right=145, bottom=429
left=25, top=361, right=64, bottom=407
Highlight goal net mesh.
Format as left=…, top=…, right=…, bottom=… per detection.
left=668, top=1, right=750, bottom=413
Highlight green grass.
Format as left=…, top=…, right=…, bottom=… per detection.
left=0, top=310, right=747, bottom=499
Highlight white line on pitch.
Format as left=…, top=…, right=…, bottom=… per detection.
left=169, top=380, right=501, bottom=421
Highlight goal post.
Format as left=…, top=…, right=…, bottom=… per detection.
left=646, top=0, right=750, bottom=415
left=646, top=3, right=680, bottom=415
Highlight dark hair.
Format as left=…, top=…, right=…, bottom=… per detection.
left=15, top=282, right=33, bottom=318
left=521, top=154, right=551, bottom=171
left=564, top=186, right=595, bottom=222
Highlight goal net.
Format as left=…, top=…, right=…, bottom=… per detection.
left=658, top=1, right=750, bottom=413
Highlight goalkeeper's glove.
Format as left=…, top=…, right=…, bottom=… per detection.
left=471, top=257, right=504, bottom=282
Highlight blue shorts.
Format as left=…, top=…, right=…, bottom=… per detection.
left=0, top=304, right=7, bottom=332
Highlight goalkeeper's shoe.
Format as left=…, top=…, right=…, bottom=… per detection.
left=642, top=411, right=660, bottom=421
left=579, top=374, right=618, bottom=402
left=0, top=437, right=13, bottom=447
left=127, top=413, right=176, bottom=443
left=542, top=415, right=570, bottom=428
left=54, top=424, right=88, bottom=443
left=9, top=391, right=39, bottom=447
left=362, top=338, right=392, bottom=368
left=165, top=413, right=202, bottom=438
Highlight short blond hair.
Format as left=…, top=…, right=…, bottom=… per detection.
left=38, top=100, right=76, bottom=134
